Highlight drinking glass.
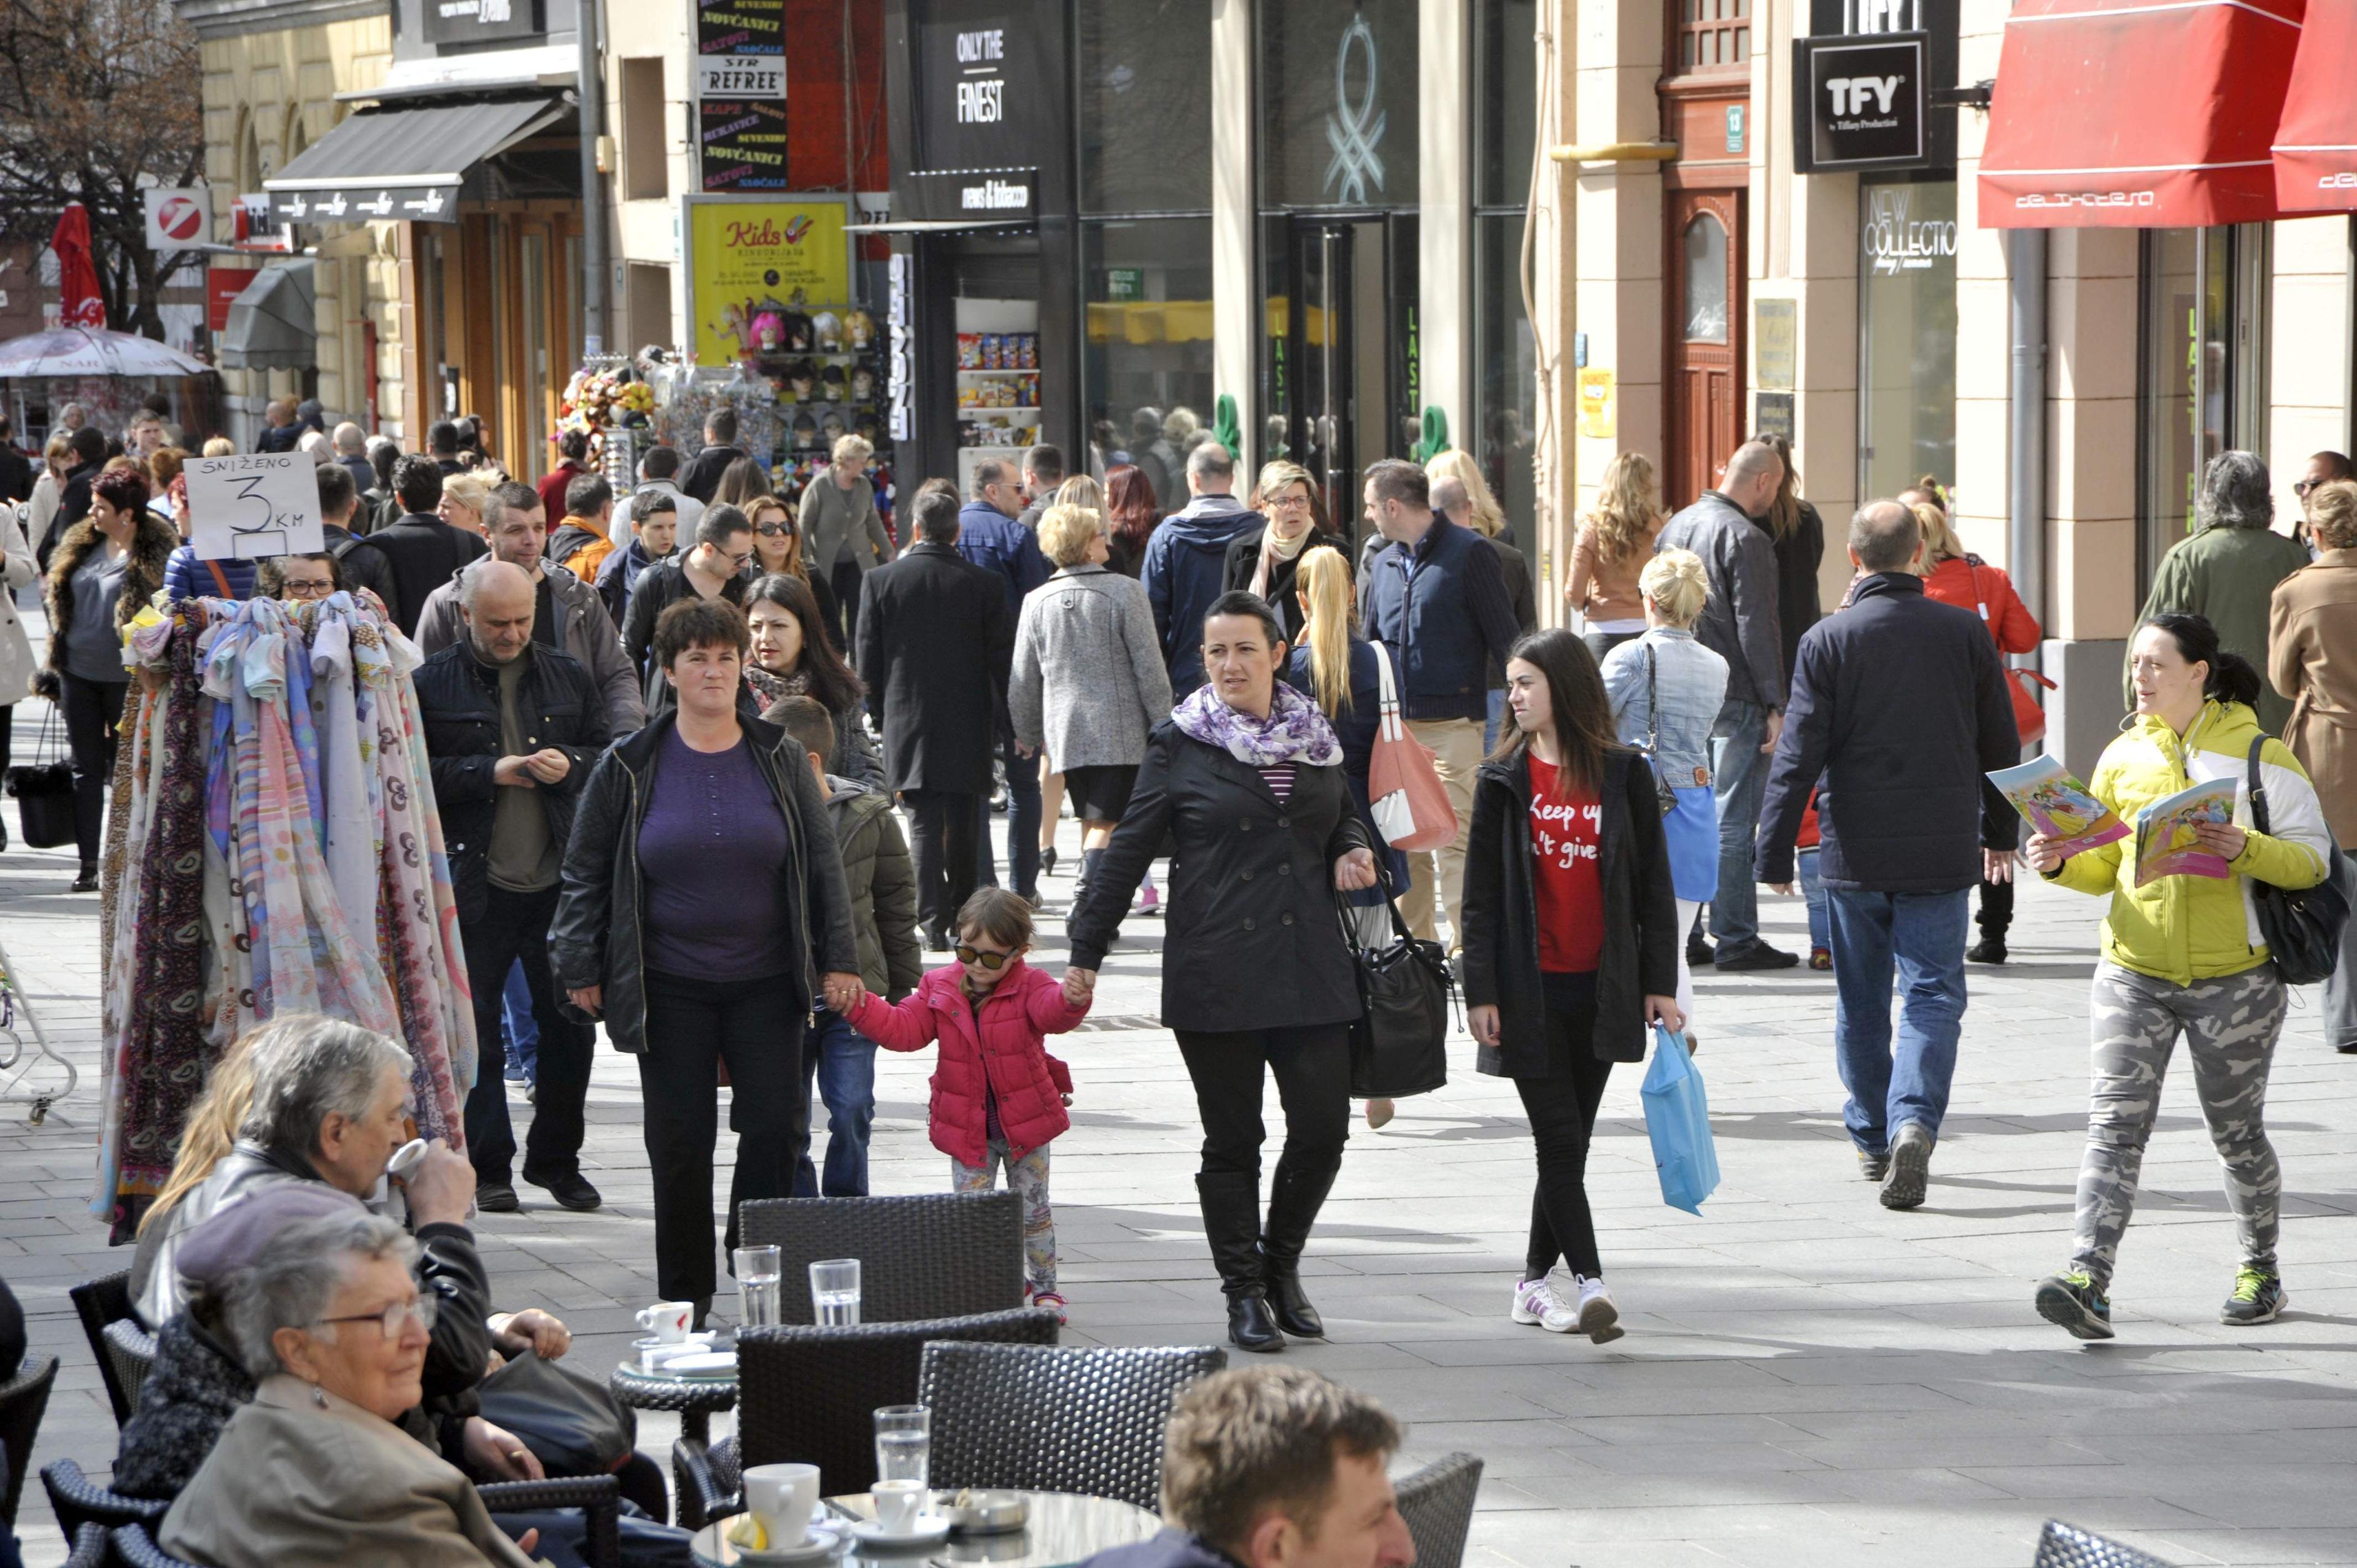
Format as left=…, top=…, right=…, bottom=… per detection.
left=733, top=1245, right=783, bottom=1328
left=810, top=1257, right=862, bottom=1326
left=873, top=1404, right=931, bottom=1491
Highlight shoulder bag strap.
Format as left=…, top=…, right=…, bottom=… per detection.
left=2247, top=736, right=2272, bottom=836
left=1644, top=643, right=1661, bottom=755
left=1369, top=638, right=1403, bottom=741
left=204, top=558, right=234, bottom=598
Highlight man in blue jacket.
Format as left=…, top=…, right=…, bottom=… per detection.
left=1357, top=458, right=1521, bottom=946
left=1754, top=501, right=2019, bottom=1211
left=956, top=460, right=1053, bottom=901
left=1140, top=442, right=1258, bottom=697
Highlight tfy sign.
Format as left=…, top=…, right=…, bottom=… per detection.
left=1794, top=33, right=1927, bottom=171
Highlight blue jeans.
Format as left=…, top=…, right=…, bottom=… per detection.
left=1827, top=886, right=1970, bottom=1152
left=1484, top=687, right=1506, bottom=754
left=976, top=732, right=1042, bottom=897
left=792, top=1008, right=878, bottom=1197
left=1708, top=698, right=1772, bottom=952
left=501, top=959, right=538, bottom=1080
left=1798, top=848, right=1829, bottom=951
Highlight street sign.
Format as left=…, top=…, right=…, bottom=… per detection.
left=206, top=263, right=257, bottom=332
left=143, top=188, right=211, bottom=250
left=1794, top=33, right=1929, bottom=172
left=186, top=452, right=324, bottom=562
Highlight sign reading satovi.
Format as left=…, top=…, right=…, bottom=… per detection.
left=187, top=452, right=325, bottom=562
left=686, top=199, right=851, bottom=368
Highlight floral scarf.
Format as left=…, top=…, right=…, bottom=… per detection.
left=1171, top=679, right=1342, bottom=768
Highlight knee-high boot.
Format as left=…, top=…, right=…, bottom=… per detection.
left=1197, top=1172, right=1282, bottom=1352
left=1259, top=1156, right=1339, bottom=1338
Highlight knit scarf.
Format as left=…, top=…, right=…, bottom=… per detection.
left=1172, top=679, right=1342, bottom=768
left=1248, top=523, right=1315, bottom=600
left=745, top=663, right=812, bottom=709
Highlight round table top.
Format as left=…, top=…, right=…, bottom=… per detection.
left=610, top=1361, right=740, bottom=1411
left=692, top=1489, right=1161, bottom=1568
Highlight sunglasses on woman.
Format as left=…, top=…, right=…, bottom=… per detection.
left=955, top=944, right=1016, bottom=970
left=755, top=522, right=792, bottom=537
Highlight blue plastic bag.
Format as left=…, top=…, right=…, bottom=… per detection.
left=1641, top=1024, right=1720, bottom=1214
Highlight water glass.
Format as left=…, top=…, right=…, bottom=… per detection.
left=810, top=1257, right=862, bottom=1326
left=733, top=1245, right=783, bottom=1328
left=873, top=1404, right=931, bottom=1491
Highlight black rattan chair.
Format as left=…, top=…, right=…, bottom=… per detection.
left=42, top=1458, right=169, bottom=1538
left=99, top=1321, right=157, bottom=1419
left=2034, top=1521, right=2175, bottom=1568
left=0, top=1355, right=58, bottom=1528
left=916, top=1340, right=1227, bottom=1512
left=735, top=1191, right=1026, bottom=1324
left=1393, top=1452, right=1484, bottom=1568
left=69, top=1272, right=139, bottom=1429
left=479, top=1473, right=624, bottom=1568
left=62, top=1521, right=111, bottom=1568
left=671, top=1432, right=742, bottom=1533
left=112, top=1523, right=200, bottom=1568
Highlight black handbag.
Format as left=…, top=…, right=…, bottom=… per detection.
left=2245, top=738, right=2353, bottom=987
left=1339, top=873, right=1456, bottom=1099
left=1643, top=645, right=1678, bottom=817
left=3, top=703, right=75, bottom=849
left=475, top=1347, right=638, bottom=1476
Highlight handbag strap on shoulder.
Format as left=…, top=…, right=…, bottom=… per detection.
left=1644, top=642, right=1660, bottom=754
left=2247, top=735, right=2272, bottom=836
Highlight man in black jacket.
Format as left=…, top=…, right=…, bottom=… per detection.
left=856, top=488, right=1015, bottom=946
left=370, top=454, right=488, bottom=635
left=678, top=407, right=746, bottom=504
left=314, top=459, right=398, bottom=610
left=1754, top=501, right=2019, bottom=1211
left=0, top=414, right=32, bottom=505
left=417, top=560, right=610, bottom=1213
left=1657, top=439, right=1792, bottom=971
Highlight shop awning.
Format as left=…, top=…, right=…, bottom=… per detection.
left=2274, top=0, right=2357, bottom=209
left=842, top=219, right=1034, bottom=234
left=1978, top=0, right=2303, bottom=228
left=263, top=97, right=565, bottom=224
left=219, top=260, right=317, bottom=371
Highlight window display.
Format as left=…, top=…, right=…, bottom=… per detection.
left=956, top=297, right=1045, bottom=495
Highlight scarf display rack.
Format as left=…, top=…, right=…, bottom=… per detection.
left=94, top=592, right=476, bottom=1242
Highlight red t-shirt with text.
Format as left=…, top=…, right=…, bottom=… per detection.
left=1527, top=755, right=1603, bottom=973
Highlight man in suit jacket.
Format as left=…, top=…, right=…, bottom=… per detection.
left=856, top=487, right=1015, bottom=947
left=679, top=407, right=748, bottom=504
left=370, top=454, right=489, bottom=635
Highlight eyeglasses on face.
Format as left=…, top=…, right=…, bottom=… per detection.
left=316, top=1295, right=439, bottom=1341
left=954, top=944, right=1015, bottom=970
left=2294, top=479, right=2321, bottom=495
left=755, top=522, right=791, bottom=537
left=285, top=579, right=336, bottom=598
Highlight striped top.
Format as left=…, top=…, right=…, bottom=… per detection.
left=1257, top=763, right=1298, bottom=803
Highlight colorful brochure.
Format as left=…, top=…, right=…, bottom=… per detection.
left=2132, top=776, right=2239, bottom=887
left=1986, top=755, right=2129, bottom=859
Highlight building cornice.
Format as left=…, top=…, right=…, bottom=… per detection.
left=173, top=0, right=389, bottom=42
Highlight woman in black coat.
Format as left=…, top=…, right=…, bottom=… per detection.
left=1221, top=460, right=1349, bottom=644
left=1066, top=590, right=1378, bottom=1354
left=1459, top=628, right=1682, bottom=1346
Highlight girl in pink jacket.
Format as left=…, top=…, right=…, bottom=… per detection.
left=847, top=888, right=1092, bottom=1319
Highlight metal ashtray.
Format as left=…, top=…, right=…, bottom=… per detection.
left=932, top=1490, right=1028, bottom=1535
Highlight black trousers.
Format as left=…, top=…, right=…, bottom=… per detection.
left=1512, top=971, right=1616, bottom=1282
left=637, top=970, right=808, bottom=1310
left=462, top=882, right=592, bottom=1186
left=1976, top=875, right=2013, bottom=942
left=904, top=788, right=979, bottom=938
left=60, top=672, right=126, bottom=868
left=1172, top=1024, right=1352, bottom=1184
left=830, top=559, right=864, bottom=648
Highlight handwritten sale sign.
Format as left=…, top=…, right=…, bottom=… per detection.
left=186, top=452, right=323, bottom=561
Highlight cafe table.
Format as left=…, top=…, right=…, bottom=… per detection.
left=691, top=1488, right=1162, bottom=1568
left=610, top=1360, right=738, bottom=1445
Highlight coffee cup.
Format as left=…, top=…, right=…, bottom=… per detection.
left=745, top=1462, right=821, bottom=1543
left=872, top=1478, right=925, bottom=1534
left=635, top=1302, right=693, bottom=1342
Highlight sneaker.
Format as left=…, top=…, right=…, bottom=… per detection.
left=1712, top=941, right=1800, bottom=972
left=2034, top=1270, right=2116, bottom=1340
left=1029, top=1289, right=1068, bottom=1324
left=1809, top=946, right=1833, bottom=971
left=1511, top=1276, right=1578, bottom=1333
left=1858, top=1148, right=1889, bottom=1182
left=1572, top=1274, right=1626, bottom=1344
left=1135, top=882, right=1160, bottom=915
left=475, top=1180, right=520, bottom=1214
left=2221, top=1266, right=2285, bottom=1326
left=503, top=1060, right=530, bottom=1085
left=1965, top=939, right=2008, bottom=965
left=1879, top=1122, right=1934, bottom=1210
left=1686, top=933, right=1716, bottom=968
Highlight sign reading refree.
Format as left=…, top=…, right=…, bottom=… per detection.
left=186, top=452, right=324, bottom=562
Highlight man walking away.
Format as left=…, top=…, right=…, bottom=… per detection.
left=1658, top=439, right=1791, bottom=970
left=1140, top=442, right=1258, bottom=697
left=636, top=443, right=705, bottom=538
left=313, top=462, right=398, bottom=611
left=1434, top=473, right=1538, bottom=751
left=679, top=409, right=746, bottom=504
left=857, top=489, right=1015, bottom=948
left=1357, top=458, right=1520, bottom=946
left=1017, top=444, right=1066, bottom=531
left=417, top=559, right=610, bottom=1213
left=331, top=422, right=374, bottom=499
left=538, top=428, right=593, bottom=523
left=549, top=473, right=619, bottom=584
left=1755, top=501, right=2019, bottom=1210
left=426, top=420, right=466, bottom=474
left=370, top=455, right=488, bottom=635
left=956, top=458, right=1053, bottom=900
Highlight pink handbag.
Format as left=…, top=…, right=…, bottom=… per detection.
left=1366, top=642, right=1458, bottom=852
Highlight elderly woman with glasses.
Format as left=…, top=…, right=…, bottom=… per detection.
left=257, top=552, right=343, bottom=603
left=1223, top=461, right=1347, bottom=644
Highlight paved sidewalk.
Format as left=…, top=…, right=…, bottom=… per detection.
left=3, top=768, right=2354, bottom=1566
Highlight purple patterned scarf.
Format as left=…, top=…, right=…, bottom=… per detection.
left=1172, top=679, right=1342, bottom=768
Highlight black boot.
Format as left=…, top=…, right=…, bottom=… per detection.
left=1078, top=846, right=1105, bottom=906
left=1198, top=1173, right=1283, bottom=1353
left=1259, top=1159, right=1339, bottom=1338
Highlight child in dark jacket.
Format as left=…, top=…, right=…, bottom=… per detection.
left=846, top=887, right=1091, bottom=1319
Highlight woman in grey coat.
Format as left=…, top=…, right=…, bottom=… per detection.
left=1010, top=501, right=1174, bottom=902
left=797, top=433, right=897, bottom=646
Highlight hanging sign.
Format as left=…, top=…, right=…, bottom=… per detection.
left=887, top=250, right=914, bottom=442
left=421, top=0, right=543, bottom=45
left=1577, top=369, right=1616, bottom=439
left=144, top=188, right=211, bottom=250
left=1792, top=33, right=1928, bottom=172
left=187, top=452, right=325, bottom=561
left=700, top=99, right=792, bottom=191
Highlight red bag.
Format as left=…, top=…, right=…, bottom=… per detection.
left=1366, top=642, right=1458, bottom=852
left=1968, top=560, right=2053, bottom=745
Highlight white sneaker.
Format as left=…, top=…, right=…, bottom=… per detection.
left=1573, top=1274, right=1625, bottom=1343
left=1511, top=1277, right=1577, bottom=1332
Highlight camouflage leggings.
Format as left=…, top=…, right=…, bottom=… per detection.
left=2071, top=964, right=2285, bottom=1287
left=951, top=1138, right=1056, bottom=1296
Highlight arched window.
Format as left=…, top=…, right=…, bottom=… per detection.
left=1682, top=212, right=1728, bottom=343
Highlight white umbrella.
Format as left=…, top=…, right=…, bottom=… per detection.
left=0, top=326, right=210, bottom=379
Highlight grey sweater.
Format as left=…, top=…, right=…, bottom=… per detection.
left=799, top=474, right=896, bottom=575
left=1010, top=564, right=1174, bottom=768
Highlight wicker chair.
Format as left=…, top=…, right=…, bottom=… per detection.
left=687, top=1303, right=1061, bottom=1527
left=916, top=1341, right=1227, bottom=1512
left=62, top=1522, right=111, bottom=1568
left=42, top=1458, right=169, bottom=1539
left=69, top=1272, right=139, bottom=1429
left=1392, top=1452, right=1484, bottom=1568
left=0, top=1355, right=58, bottom=1528
left=100, top=1321, right=158, bottom=1419
left=2034, top=1521, right=2175, bottom=1568
left=111, top=1524, right=199, bottom=1568
left=110, top=1476, right=623, bottom=1568
left=735, top=1191, right=1026, bottom=1324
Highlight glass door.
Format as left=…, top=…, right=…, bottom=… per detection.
left=1279, top=214, right=1415, bottom=546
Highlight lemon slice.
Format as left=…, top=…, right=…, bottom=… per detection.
left=727, top=1513, right=770, bottom=1551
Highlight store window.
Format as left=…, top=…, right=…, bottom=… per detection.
left=1259, top=0, right=1420, bottom=210
left=951, top=237, right=1047, bottom=499
left=1684, top=214, right=1729, bottom=342
left=1080, top=1, right=1212, bottom=214
left=1856, top=178, right=1957, bottom=503
left=2138, top=225, right=2269, bottom=589
left=1474, top=0, right=1539, bottom=546
left=1084, top=219, right=1214, bottom=507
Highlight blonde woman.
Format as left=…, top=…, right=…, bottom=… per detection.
left=1426, top=449, right=1510, bottom=544
left=1598, top=549, right=1729, bottom=1036
left=1032, top=477, right=1113, bottom=875
left=1567, top=453, right=1666, bottom=662
left=799, top=432, right=894, bottom=644
left=1749, top=431, right=1824, bottom=686
left=437, top=471, right=493, bottom=536
left=1225, top=460, right=1346, bottom=643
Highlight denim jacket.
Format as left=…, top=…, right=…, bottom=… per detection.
left=1601, top=627, right=1730, bottom=789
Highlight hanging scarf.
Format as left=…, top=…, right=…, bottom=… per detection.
left=1172, top=679, right=1342, bottom=768
left=1247, top=523, right=1316, bottom=601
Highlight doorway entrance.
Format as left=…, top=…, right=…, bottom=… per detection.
left=1271, top=213, right=1417, bottom=544
left=1666, top=189, right=1745, bottom=511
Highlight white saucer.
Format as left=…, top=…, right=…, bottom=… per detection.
left=848, top=1516, right=952, bottom=1550
left=735, top=1525, right=840, bottom=1563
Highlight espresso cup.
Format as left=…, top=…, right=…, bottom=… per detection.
left=635, top=1301, right=693, bottom=1342
left=872, top=1478, right=925, bottom=1534
left=745, top=1462, right=821, bottom=1543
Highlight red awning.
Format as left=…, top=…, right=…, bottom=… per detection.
left=1980, top=0, right=2303, bottom=228
left=2274, top=0, right=2357, bottom=209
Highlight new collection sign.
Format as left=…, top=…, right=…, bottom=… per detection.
left=1793, top=33, right=1929, bottom=172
